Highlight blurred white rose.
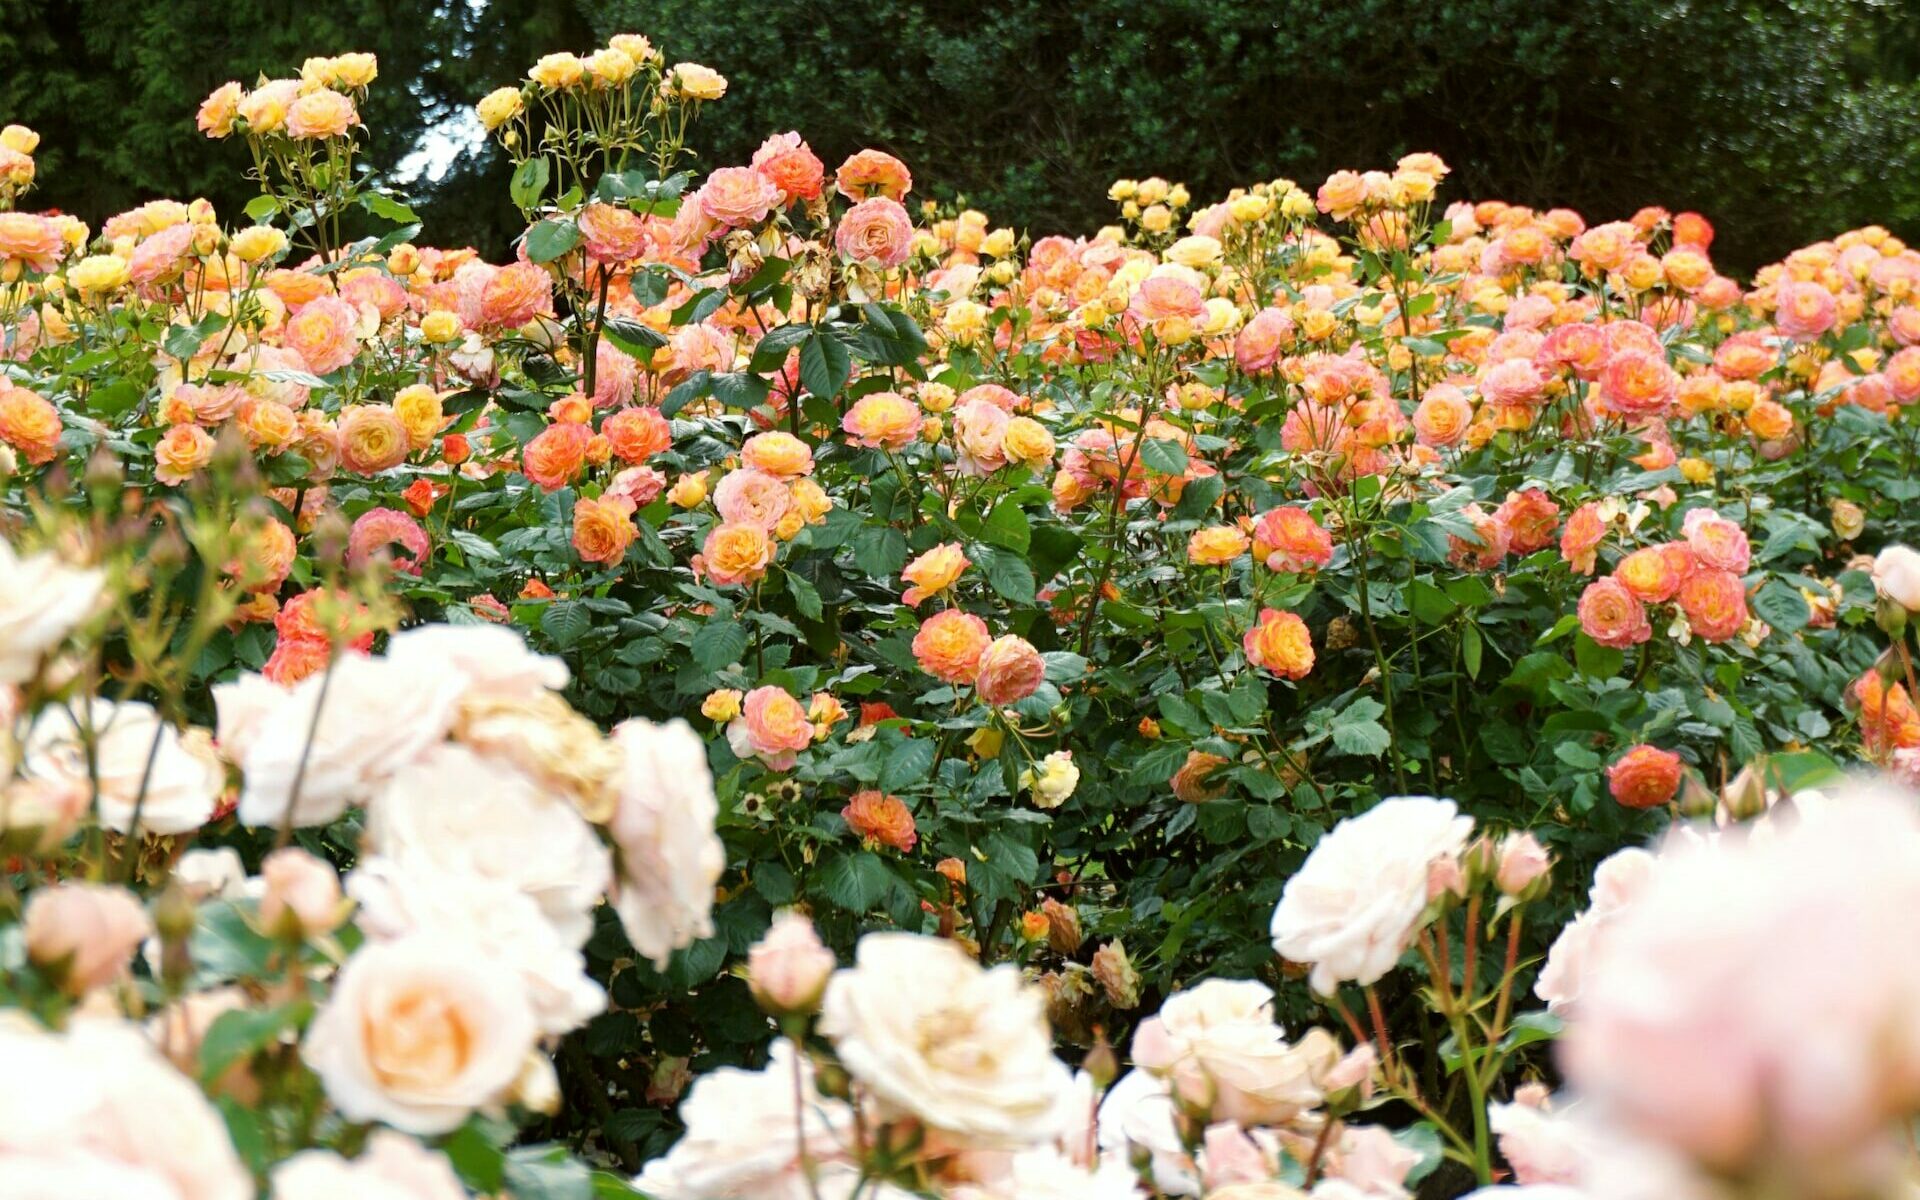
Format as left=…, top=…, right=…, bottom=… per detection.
left=0, top=541, right=102, bottom=684
left=605, top=717, right=723, bottom=967
left=271, top=1131, right=467, bottom=1200
left=1130, top=979, right=1338, bottom=1127
left=20, top=700, right=222, bottom=835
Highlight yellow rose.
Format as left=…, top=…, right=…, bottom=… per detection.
left=667, top=63, right=727, bottom=101
left=1139, top=204, right=1173, bottom=234
left=668, top=472, right=708, bottom=508
left=1107, top=179, right=1138, bottom=202
left=1188, top=525, right=1250, bottom=566
left=919, top=382, right=955, bottom=414
left=1166, top=235, right=1221, bottom=268
left=1002, top=416, right=1055, bottom=468
left=1135, top=177, right=1170, bottom=205
left=391, top=385, right=444, bottom=450
left=702, top=689, right=744, bottom=722
left=980, top=228, right=1016, bottom=258
left=68, top=254, right=129, bottom=295
left=230, top=225, right=288, bottom=264
left=585, top=47, right=637, bottom=86
left=942, top=299, right=988, bottom=344
left=476, top=87, right=524, bottom=131
left=790, top=478, right=832, bottom=523
left=420, top=309, right=462, bottom=344
left=0, top=124, right=39, bottom=155
left=528, top=53, right=585, bottom=89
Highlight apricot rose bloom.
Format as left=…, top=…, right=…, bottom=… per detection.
left=836, top=196, right=914, bottom=269
left=742, top=430, right=814, bottom=477
left=842, top=789, right=918, bottom=853
left=303, top=936, right=539, bottom=1134
left=975, top=633, right=1046, bottom=706
left=572, top=494, right=637, bottom=564
left=913, top=609, right=992, bottom=684
left=728, top=685, right=813, bottom=769
left=606, top=717, right=725, bottom=967
left=1244, top=608, right=1314, bottom=680
left=818, top=933, right=1075, bottom=1148
left=1188, top=524, right=1250, bottom=566
left=834, top=148, right=912, bottom=201
left=337, top=404, right=411, bottom=474
left=1577, top=577, right=1652, bottom=649
left=842, top=390, right=924, bottom=449
left=702, top=521, right=773, bottom=587
left=1251, top=506, right=1334, bottom=573
left=1607, top=744, right=1683, bottom=809
left=901, top=541, right=969, bottom=607
left=1131, top=979, right=1340, bottom=1127
left=521, top=420, right=591, bottom=490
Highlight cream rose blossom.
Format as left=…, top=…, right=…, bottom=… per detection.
left=1270, top=796, right=1474, bottom=994
left=21, top=699, right=222, bottom=835
left=1130, top=979, right=1339, bottom=1127
left=302, top=936, right=539, bottom=1134
left=0, top=542, right=102, bottom=684
left=605, top=717, right=725, bottom=966
left=818, top=932, right=1076, bottom=1148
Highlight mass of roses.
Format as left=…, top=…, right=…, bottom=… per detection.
left=4, top=29, right=1920, bottom=1200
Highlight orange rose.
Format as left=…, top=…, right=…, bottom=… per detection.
left=741, top=431, right=813, bottom=478
left=1243, top=608, right=1314, bottom=680
left=521, top=421, right=591, bottom=491
left=702, top=522, right=773, bottom=587
left=337, top=405, right=410, bottom=474
left=912, top=609, right=991, bottom=684
left=154, top=423, right=216, bottom=486
left=572, top=495, right=637, bottom=565
left=1675, top=568, right=1747, bottom=643
left=1577, top=577, right=1651, bottom=649
left=901, top=542, right=969, bottom=608
left=604, top=406, right=671, bottom=463
left=842, top=392, right=923, bottom=450
left=1607, top=744, right=1682, bottom=809
left=1187, top=525, right=1249, bottom=566
left=0, top=384, right=62, bottom=465
left=974, top=634, right=1045, bottom=706
left=842, top=790, right=917, bottom=853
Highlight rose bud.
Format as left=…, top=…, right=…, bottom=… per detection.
left=25, top=882, right=152, bottom=995
left=257, top=847, right=347, bottom=940
left=1494, top=832, right=1552, bottom=900
left=747, top=910, right=836, bottom=1016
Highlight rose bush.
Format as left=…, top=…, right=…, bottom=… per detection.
left=3, top=30, right=1920, bottom=1200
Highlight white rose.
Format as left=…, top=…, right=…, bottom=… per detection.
left=0, top=1016, right=251, bottom=1200
left=384, top=622, right=569, bottom=696
left=818, top=932, right=1075, bottom=1148
left=366, top=744, right=611, bottom=946
left=348, top=855, right=606, bottom=1035
left=951, top=1148, right=1142, bottom=1200
left=232, top=653, right=467, bottom=829
left=605, top=718, right=723, bottom=967
left=1270, top=796, right=1474, bottom=994
left=634, top=1038, right=855, bottom=1200
left=1874, top=545, right=1920, bottom=612
left=302, top=936, right=538, bottom=1134
left=0, top=541, right=102, bottom=684
left=271, top=1131, right=467, bottom=1200
left=1534, top=848, right=1658, bottom=1017
left=1021, top=750, right=1080, bottom=809
left=1129, top=979, right=1337, bottom=1127
left=171, top=846, right=247, bottom=901
left=1095, top=1069, right=1199, bottom=1196
left=20, top=700, right=223, bottom=835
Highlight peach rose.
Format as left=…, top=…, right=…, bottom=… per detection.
left=521, top=420, right=591, bottom=490
left=702, top=521, right=774, bottom=587
left=913, top=609, right=992, bottom=683
left=24, top=882, right=151, bottom=994
left=842, top=790, right=917, bottom=853
left=901, top=542, right=969, bottom=607
left=1774, top=279, right=1837, bottom=340
left=742, top=430, right=814, bottom=477
left=728, top=685, right=813, bottom=769
left=1244, top=608, right=1314, bottom=680
left=975, top=634, right=1045, bottom=706
left=303, top=936, right=539, bottom=1134
left=748, top=911, right=836, bottom=1014
left=258, top=846, right=346, bottom=939
left=347, top=507, right=430, bottom=575
left=572, top=494, right=637, bottom=564
left=1676, top=568, right=1747, bottom=643
left=337, top=405, right=410, bottom=474
left=1235, top=308, right=1293, bottom=372
left=1412, top=385, right=1474, bottom=447
left=699, top=165, right=783, bottom=229
left=1607, top=744, right=1682, bottom=809
left=834, top=148, right=913, bottom=200
left=606, top=717, right=724, bottom=967
left=1251, top=506, right=1334, bottom=573
left=284, top=295, right=359, bottom=374
left=1188, top=525, right=1250, bottom=566
left=842, top=391, right=924, bottom=449
left=1578, top=577, right=1652, bottom=649
left=835, top=196, right=913, bottom=268
left=479, top=261, right=554, bottom=329
left=1682, top=507, right=1751, bottom=573
left=1560, top=502, right=1607, bottom=575
left=751, top=131, right=825, bottom=202
left=604, top=405, right=671, bottom=463
left=712, top=467, right=793, bottom=529
left=578, top=201, right=648, bottom=263
left=286, top=88, right=359, bottom=139
left=1495, top=488, right=1562, bottom=555
left=1615, top=545, right=1686, bottom=603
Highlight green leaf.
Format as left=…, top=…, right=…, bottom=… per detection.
left=881, top=737, right=936, bottom=790
left=504, top=1147, right=592, bottom=1200
left=242, top=194, right=280, bottom=223
left=1141, top=438, right=1188, bottom=475
left=163, top=312, right=229, bottom=362
left=1497, top=1010, right=1565, bottom=1052
left=815, top=850, right=893, bottom=912
left=525, top=218, right=580, bottom=264
left=511, top=157, right=551, bottom=210
left=709, top=371, right=771, bottom=409
left=1573, top=632, right=1625, bottom=679
left=359, top=191, right=418, bottom=224
left=972, top=544, right=1037, bottom=604
left=749, top=322, right=814, bottom=372
left=853, top=526, right=909, bottom=577
left=785, top=570, right=823, bottom=620
left=602, top=318, right=667, bottom=358
left=847, top=302, right=929, bottom=365
left=1330, top=718, right=1392, bottom=757
left=1752, top=579, right=1810, bottom=635
left=1406, top=578, right=1455, bottom=625
left=979, top=500, right=1032, bottom=554
left=1462, top=622, right=1484, bottom=679
left=541, top=599, right=592, bottom=648
left=691, top=620, right=749, bottom=670
left=799, top=330, right=853, bottom=400
left=199, top=1001, right=311, bottom=1084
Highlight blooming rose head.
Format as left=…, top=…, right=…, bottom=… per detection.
left=702, top=521, right=774, bottom=587
left=699, top=165, right=783, bottom=229
left=1577, top=577, right=1652, bottom=649
left=752, top=131, right=826, bottom=201
left=1244, top=608, right=1314, bottom=680
left=842, top=390, right=924, bottom=450
left=728, top=685, right=812, bottom=769
left=571, top=494, right=636, bottom=565
left=834, top=148, right=913, bottom=200
left=975, top=634, right=1046, bottom=706
left=835, top=196, right=914, bottom=269
left=337, top=405, right=409, bottom=474
left=25, top=882, right=151, bottom=994
left=842, top=789, right=918, bottom=853
left=1676, top=568, right=1748, bottom=643
left=748, top=910, right=836, bottom=1015
left=521, top=420, right=591, bottom=490
left=901, top=541, right=969, bottom=607
left=1271, top=796, right=1474, bottom=994
left=258, top=846, right=346, bottom=939
left=1251, top=506, right=1334, bottom=573
left=1607, top=744, right=1683, bottom=809
left=913, top=609, right=992, bottom=683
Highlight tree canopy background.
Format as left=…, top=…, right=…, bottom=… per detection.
left=3, top=0, right=1916, bottom=271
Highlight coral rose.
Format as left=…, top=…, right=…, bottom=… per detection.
left=1607, top=744, right=1683, bottom=809
left=1577, top=577, right=1652, bottom=649
left=913, top=609, right=992, bottom=684
left=835, top=196, right=914, bottom=268
left=571, top=494, right=637, bottom=564
left=842, top=790, right=917, bottom=853
left=975, top=634, right=1046, bottom=706
left=1244, top=608, right=1314, bottom=680
left=702, top=521, right=773, bottom=586
left=901, top=542, right=969, bottom=607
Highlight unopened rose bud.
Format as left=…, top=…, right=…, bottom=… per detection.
left=1426, top=855, right=1467, bottom=902
left=1083, top=1029, right=1120, bottom=1090
left=25, top=882, right=151, bottom=995
left=1720, top=761, right=1771, bottom=822
left=1831, top=498, right=1866, bottom=541
left=1677, top=769, right=1719, bottom=819
left=257, top=847, right=346, bottom=940
left=1494, top=832, right=1551, bottom=900
left=1041, top=897, right=1083, bottom=955
left=747, top=910, right=836, bottom=1016
left=513, top=1050, right=562, bottom=1115
left=1874, top=545, right=1920, bottom=614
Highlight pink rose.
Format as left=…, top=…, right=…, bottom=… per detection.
left=834, top=197, right=913, bottom=268
left=24, top=882, right=151, bottom=994
left=748, top=910, right=836, bottom=1015
left=974, top=634, right=1045, bottom=706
